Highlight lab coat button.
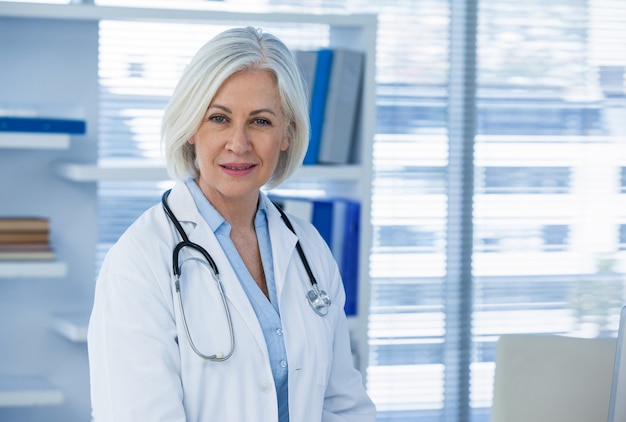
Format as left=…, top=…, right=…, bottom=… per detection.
left=259, top=379, right=272, bottom=392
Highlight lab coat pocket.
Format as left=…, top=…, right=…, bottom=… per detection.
left=308, top=304, right=338, bottom=387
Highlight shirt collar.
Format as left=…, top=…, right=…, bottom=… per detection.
left=184, top=178, right=268, bottom=234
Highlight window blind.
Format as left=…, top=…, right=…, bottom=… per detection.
left=470, top=1, right=626, bottom=421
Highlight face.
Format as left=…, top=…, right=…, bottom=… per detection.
left=189, top=69, right=291, bottom=207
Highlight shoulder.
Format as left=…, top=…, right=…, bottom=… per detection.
left=108, top=183, right=195, bottom=261
left=101, top=203, right=172, bottom=276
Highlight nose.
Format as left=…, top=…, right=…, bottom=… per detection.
left=226, top=125, right=251, bottom=154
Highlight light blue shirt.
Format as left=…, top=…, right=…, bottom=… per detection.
left=185, top=179, right=289, bottom=421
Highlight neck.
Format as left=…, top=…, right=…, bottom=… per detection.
left=209, top=194, right=260, bottom=231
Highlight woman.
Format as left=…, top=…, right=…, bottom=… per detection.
left=87, top=26, right=376, bottom=421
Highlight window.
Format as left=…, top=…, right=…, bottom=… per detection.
left=475, top=224, right=569, bottom=253
left=542, top=224, right=569, bottom=251
left=478, top=166, right=571, bottom=194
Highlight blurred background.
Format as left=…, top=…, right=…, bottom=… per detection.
left=1, top=0, right=625, bottom=421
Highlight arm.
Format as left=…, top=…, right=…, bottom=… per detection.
left=314, top=236, right=376, bottom=421
left=322, top=293, right=377, bottom=421
left=88, top=223, right=186, bottom=422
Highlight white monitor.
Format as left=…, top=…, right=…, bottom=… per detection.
left=608, top=306, right=626, bottom=422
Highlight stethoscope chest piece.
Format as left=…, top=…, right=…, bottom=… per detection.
left=307, top=285, right=331, bottom=317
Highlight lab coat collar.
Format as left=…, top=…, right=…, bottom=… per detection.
left=261, top=193, right=299, bottom=301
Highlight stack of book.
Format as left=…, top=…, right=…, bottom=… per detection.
left=0, top=217, right=55, bottom=261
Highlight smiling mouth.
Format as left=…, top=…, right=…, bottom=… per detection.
left=222, top=164, right=255, bottom=170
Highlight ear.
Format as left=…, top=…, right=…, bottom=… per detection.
left=188, top=136, right=195, bottom=145
left=280, top=122, right=294, bottom=151
left=280, top=135, right=291, bottom=152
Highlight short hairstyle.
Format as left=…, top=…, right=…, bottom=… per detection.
left=162, top=26, right=310, bottom=189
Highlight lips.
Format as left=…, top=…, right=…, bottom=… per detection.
left=221, top=164, right=255, bottom=170
left=220, top=163, right=257, bottom=177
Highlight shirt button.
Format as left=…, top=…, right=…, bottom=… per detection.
left=280, top=360, right=287, bottom=368
left=276, top=328, right=283, bottom=336
left=259, top=379, right=272, bottom=392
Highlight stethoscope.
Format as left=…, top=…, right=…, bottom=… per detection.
left=161, top=189, right=332, bottom=361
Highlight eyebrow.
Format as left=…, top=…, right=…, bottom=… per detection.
left=209, top=104, right=277, bottom=116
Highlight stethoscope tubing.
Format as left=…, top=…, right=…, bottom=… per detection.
left=163, top=190, right=234, bottom=361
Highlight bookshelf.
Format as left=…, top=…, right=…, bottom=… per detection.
left=55, top=160, right=170, bottom=182
left=0, top=375, right=64, bottom=407
left=0, top=7, right=98, bottom=421
left=0, top=3, right=376, bottom=421
left=51, top=313, right=90, bottom=343
left=56, top=161, right=363, bottom=182
left=0, top=262, right=67, bottom=279
left=0, top=133, right=70, bottom=150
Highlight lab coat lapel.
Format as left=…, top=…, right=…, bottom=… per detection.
left=167, top=183, right=269, bottom=360
left=263, top=196, right=299, bottom=301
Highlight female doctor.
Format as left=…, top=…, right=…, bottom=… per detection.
left=87, top=26, right=376, bottom=421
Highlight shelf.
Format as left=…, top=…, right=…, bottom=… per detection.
left=0, top=261, right=67, bottom=279
left=52, top=313, right=89, bottom=343
left=0, top=375, right=64, bottom=407
left=56, top=160, right=170, bottom=182
left=55, top=160, right=362, bottom=182
left=296, top=164, right=362, bottom=180
left=0, top=132, right=70, bottom=150
left=0, top=3, right=375, bottom=28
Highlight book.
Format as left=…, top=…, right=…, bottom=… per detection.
left=295, top=49, right=333, bottom=165
left=0, top=241, right=54, bottom=260
left=0, top=116, right=86, bottom=134
left=338, top=200, right=360, bottom=316
left=318, top=49, right=365, bottom=165
left=0, top=242, right=51, bottom=252
left=0, top=218, right=50, bottom=232
left=270, top=194, right=360, bottom=316
left=0, top=232, right=49, bottom=243
left=294, top=50, right=317, bottom=105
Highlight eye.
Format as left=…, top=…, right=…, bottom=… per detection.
left=208, top=114, right=227, bottom=124
left=253, top=117, right=272, bottom=126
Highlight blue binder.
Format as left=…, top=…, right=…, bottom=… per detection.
left=303, top=49, right=333, bottom=165
left=0, top=116, right=86, bottom=134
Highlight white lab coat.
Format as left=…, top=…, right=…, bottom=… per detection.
left=88, top=182, right=376, bottom=421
